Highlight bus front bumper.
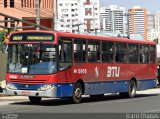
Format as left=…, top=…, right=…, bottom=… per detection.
left=3, top=86, right=57, bottom=98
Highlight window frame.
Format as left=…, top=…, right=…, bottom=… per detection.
left=139, top=44, right=149, bottom=64
left=58, top=37, right=73, bottom=71
left=128, top=43, right=139, bottom=64
left=73, top=39, right=87, bottom=63
left=101, top=41, right=114, bottom=63
left=115, top=42, right=127, bottom=63
left=87, top=40, right=101, bottom=63
left=149, top=45, right=156, bottom=64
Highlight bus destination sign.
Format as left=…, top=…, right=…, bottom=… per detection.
left=11, top=33, right=54, bottom=41
left=27, top=36, right=53, bottom=41
left=12, top=36, right=23, bottom=41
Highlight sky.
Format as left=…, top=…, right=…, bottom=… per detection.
left=101, top=0, right=160, bottom=14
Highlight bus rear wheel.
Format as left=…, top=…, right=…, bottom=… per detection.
left=72, top=83, right=83, bottom=104
left=119, top=80, right=136, bottom=98
left=29, top=96, right=42, bottom=104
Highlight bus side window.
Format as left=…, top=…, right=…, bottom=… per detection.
left=115, top=43, right=127, bottom=63
left=140, top=45, right=149, bottom=64
left=74, top=39, right=86, bottom=62
left=88, top=41, right=100, bottom=62
left=128, top=44, right=138, bottom=63
left=102, top=41, right=114, bottom=62
left=58, top=38, right=72, bottom=70
left=150, top=45, right=155, bottom=63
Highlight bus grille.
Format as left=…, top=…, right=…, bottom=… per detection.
left=10, top=79, right=47, bottom=84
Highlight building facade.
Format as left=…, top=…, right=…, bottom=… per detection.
left=82, top=0, right=100, bottom=33
left=0, top=0, right=54, bottom=30
left=147, top=13, right=157, bottom=41
left=147, top=29, right=158, bottom=41
left=100, top=5, right=125, bottom=34
left=128, top=6, right=148, bottom=40
left=57, top=0, right=80, bottom=33
left=57, top=0, right=100, bottom=33
left=156, top=11, right=160, bottom=44
left=157, top=11, right=160, bottom=32
left=147, top=13, right=156, bottom=32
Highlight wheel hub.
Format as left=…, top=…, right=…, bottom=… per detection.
left=75, top=88, right=81, bottom=98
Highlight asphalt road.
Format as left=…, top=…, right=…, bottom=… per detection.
left=0, top=89, right=160, bottom=114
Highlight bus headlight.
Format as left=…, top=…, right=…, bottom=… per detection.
left=38, top=84, right=52, bottom=91
left=6, top=83, right=17, bottom=90
left=1, top=80, right=6, bottom=89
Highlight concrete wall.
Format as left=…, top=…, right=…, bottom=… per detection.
left=0, top=53, right=7, bottom=81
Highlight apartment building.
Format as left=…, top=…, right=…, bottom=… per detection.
left=147, top=13, right=156, bottom=32
left=157, top=11, right=160, bottom=32
left=0, top=0, right=54, bottom=30
left=57, top=0, right=100, bottom=33
left=82, top=0, right=100, bottom=33
left=147, top=13, right=157, bottom=41
left=100, top=5, right=125, bottom=34
left=57, top=0, right=80, bottom=33
left=128, top=6, right=148, bottom=40
left=156, top=11, right=160, bottom=43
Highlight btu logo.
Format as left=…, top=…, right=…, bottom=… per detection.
left=107, top=66, right=120, bottom=77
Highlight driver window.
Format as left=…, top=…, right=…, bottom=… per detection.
left=58, top=37, right=72, bottom=70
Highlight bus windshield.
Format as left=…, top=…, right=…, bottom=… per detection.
left=8, top=44, right=57, bottom=74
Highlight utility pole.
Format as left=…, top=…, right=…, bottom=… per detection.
left=90, top=28, right=98, bottom=35
left=36, top=0, right=40, bottom=30
left=73, top=23, right=85, bottom=33
left=53, top=0, right=58, bottom=30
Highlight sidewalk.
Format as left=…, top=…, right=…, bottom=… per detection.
left=0, top=95, right=28, bottom=100
left=136, top=88, right=160, bottom=95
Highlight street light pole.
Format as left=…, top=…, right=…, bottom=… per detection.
left=36, top=0, right=40, bottom=30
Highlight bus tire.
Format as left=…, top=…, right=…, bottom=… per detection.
left=29, top=96, right=42, bottom=104
left=119, top=80, right=137, bottom=98
left=72, top=82, right=83, bottom=104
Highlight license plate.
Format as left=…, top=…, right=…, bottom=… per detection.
left=22, top=91, right=30, bottom=95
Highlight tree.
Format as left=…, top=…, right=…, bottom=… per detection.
left=0, top=29, right=8, bottom=52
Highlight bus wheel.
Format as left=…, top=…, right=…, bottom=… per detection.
left=29, top=96, right=42, bottom=104
left=119, top=80, right=137, bottom=98
left=72, top=83, right=83, bottom=104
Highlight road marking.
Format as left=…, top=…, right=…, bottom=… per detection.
left=116, top=99, right=137, bottom=103
left=14, top=110, right=33, bottom=113
left=146, top=110, right=160, bottom=112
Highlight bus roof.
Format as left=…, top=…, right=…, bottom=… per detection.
left=10, top=30, right=156, bottom=45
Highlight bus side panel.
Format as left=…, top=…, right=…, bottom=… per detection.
left=55, top=63, right=157, bottom=97
left=137, top=79, right=157, bottom=91
left=85, top=81, right=129, bottom=95
left=59, top=83, right=73, bottom=97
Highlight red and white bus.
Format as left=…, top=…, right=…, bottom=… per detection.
left=4, top=30, right=157, bottom=103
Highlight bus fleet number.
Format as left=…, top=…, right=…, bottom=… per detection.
left=74, top=69, right=87, bottom=74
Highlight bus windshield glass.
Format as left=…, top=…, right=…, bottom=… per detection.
left=8, top=44, right=57, bottom=74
